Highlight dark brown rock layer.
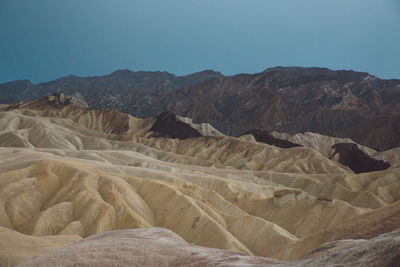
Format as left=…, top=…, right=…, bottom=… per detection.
left=331, top=143, right=391, bottom=173
left=242, top=129, right=302, bottom=148
left=148, top=111, right=202, bottom=140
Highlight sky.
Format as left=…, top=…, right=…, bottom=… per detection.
left=0, top=0, right=400, bottom=83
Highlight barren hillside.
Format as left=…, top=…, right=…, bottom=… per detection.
left=0, top=96, right=399, bottom=266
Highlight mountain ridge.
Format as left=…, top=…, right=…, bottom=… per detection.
left=1, top=66, right=399, bottom=150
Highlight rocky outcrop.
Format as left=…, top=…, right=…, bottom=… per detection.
left=331, top=143, right=391, bottom=173
left=148, top=111, right=202, bottom=140
left=241, top=129, right=301, bottom=148
left=54, top=93, right=88, bottom=108
left=177, top=115, right=223, bottom=136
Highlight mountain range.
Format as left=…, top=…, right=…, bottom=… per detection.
left=1, top=66, right=400, bottom=151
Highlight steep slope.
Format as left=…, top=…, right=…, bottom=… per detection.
left=177, top=115, right=224, bottom=136
left=331, top=143, right=390, bottom=173
left=290, top=200, right=400, bottom=259
left=382, top=147, right=400, bottom=167
left=147, top=111, right=202, bottom=139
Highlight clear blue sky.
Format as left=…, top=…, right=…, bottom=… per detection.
left=1, top=0, right=399, bottom=83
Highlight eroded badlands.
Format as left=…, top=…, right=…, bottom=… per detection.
left=0, top=95, right=399, bottom=266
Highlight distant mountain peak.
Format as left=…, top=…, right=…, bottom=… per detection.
left=264, top=66, right=332, bottom=73
left=263, top=66, right=370, bottom=80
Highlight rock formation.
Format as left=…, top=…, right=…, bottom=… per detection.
left=241, top=129, right=302, bottom=148
left=331, top=143, right=391, bottom=173
left=148, top=111, right=202, bottom=139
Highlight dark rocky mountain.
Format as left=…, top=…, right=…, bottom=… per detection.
left=241, top=129, right=302, bottom=148
left=330, top=143, right=391, bottom=173
left=1, top=66, right=399, bottom=150
left=148, top=111, right=202, bottom=140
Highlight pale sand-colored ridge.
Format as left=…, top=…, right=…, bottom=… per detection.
left=271, top=131, right=388, bottom=162
left=18, top=227, right=400, bottom=267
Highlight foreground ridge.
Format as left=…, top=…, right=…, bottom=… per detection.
left=18, top=228, right=400, bottom=267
